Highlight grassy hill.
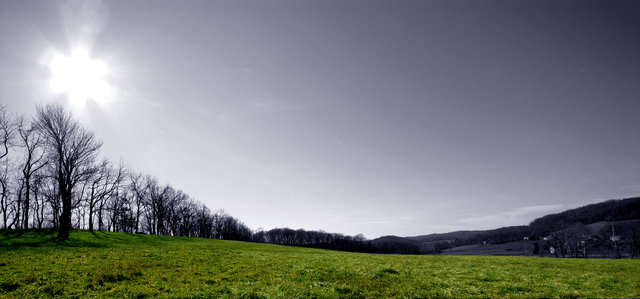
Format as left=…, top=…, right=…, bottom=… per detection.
left=1, top=230, right=639, bottom=298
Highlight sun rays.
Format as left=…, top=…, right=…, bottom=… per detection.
left=48, top=48, right=112, bottom=107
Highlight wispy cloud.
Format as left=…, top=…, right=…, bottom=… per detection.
left=251, top=98, right=309, bottom=113
left=191, top=97, right=310, bottom=122
left=240, top=67, right=254, bottom=74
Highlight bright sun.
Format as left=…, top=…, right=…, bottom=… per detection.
left=49, top=49, right=111, bottom=106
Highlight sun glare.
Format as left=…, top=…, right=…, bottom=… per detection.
left=49, top=49, right=111, bottom=106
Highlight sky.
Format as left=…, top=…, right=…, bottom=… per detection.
left=1, top=0, right=639, bottom=239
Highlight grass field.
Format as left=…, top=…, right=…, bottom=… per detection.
left=1, top=230, right=639, bottom=298
left=441, top=240, right=533, bottom=256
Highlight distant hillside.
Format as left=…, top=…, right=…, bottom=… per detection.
left=374, top=197, right=640, bottom=255
left=529, top=197, right=640, bottom=234
left=372, top=228, right=531, bottom=254
left=406, top=226, right=532, bottom=250
left=438, top=219, right=640, bottom=257
left=370, top=235, right=423, bottom=254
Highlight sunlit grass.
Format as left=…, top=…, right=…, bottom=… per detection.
left=1, top=230, right=639, bottom=298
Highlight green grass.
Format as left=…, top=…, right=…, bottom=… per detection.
left=1, top=230, right=639, bottom=298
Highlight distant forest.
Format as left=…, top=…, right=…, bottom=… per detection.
left=1, top=104, right=639, bottom=257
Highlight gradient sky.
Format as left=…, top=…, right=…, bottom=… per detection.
left=1, top=0, right=639, bottom=238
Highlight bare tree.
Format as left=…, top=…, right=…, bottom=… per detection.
left=35, top=171, right=62, bottom=228
left=85, top=159, right=124, bottom=232
left=565, top=223, right=590, bottom=258
left=16, top=116, right=48, bottom=230
left=0, top=159, right=13, bottom=228
left=128, top=172, right=149, bottom=233
left=30, top=174, right=49, bottom=229
left=11, top=174, right=24, bottom=229
left=35, top=104, right=102, bottom=240
left=145, top=177, right=170, bottom=235
left=610, top=225, right=622, bottom=259
left=0, top=105, right=16, bottom=228
left=0, top=105, right=16, bottom=162
left=628, top=226, right=640, bottom=259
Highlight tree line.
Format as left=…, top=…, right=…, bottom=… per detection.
left=0, top=104, right=379, bottom=254
left=532, top=220, right=640, bottom=259
left=0, top=104, right=253, bottom=241
left=251, top=228, right=377, bottom=252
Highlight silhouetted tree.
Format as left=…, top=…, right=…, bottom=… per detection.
left=0, top=105, right=15, bottom=162
left=16, top=116, right=48, bottom=230
left=609, top=225, right=622, bottom=259
left=85, top=159, right=123, bottom=232
left=0, top=105, right=16, bottom=229
left=128, top=172, right=149, bottom=233
left=35, top=104, right=102, bottom=240
left=565, top=223, right=590, bottom=258
left=533, top=242, right=540, bottom=256
left=627, top=226, right=640, bottom=258
left=30, top=174, right=48, bottom=229
left=0, top=159, right=13, bottom=229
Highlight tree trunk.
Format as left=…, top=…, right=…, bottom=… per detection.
left=135, top=202, right=141, bottom=233
left=58, top=209, right=70, bottom=239
left=58, top=186, right=72, bottom=240
left=15, top=186, right=22, bottom=229
left=98, top=201, right=105, bottom=231
left=23, top=178, right=30, bottom=230
left=88, top=203, right=94, bottom=232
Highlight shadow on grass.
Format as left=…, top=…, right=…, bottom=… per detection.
left=1, top=228, right=57, bottom=239
left=0, top=229, right=108, bottom=250
left=90, top=230, right=103, bottom=238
